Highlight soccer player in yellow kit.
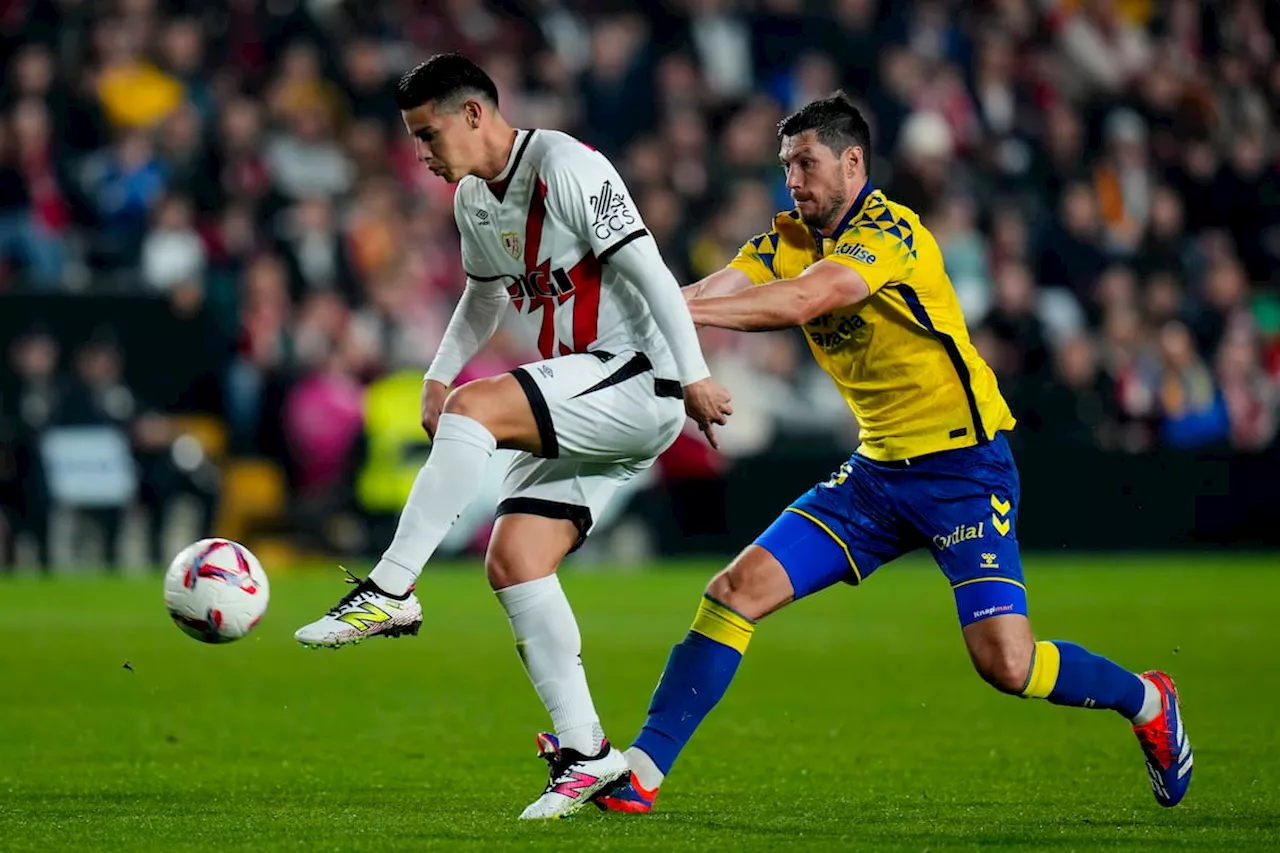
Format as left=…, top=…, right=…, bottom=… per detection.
left=579, top=92, right=1190, bottom=812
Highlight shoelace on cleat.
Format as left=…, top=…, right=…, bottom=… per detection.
left=325, top=567, right=377, bottom=616
left=541, top=747, right=600, bottom=796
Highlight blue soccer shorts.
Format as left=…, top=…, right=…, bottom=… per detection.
left=754, top=432, right=1026, bottom=628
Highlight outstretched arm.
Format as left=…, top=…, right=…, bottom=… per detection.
left=682, top=267, right=754, bottom=301
left=688, top=260, right=870, bottom=331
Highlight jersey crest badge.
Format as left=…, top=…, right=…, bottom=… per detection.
left=502, top=231, right=522, bottom=259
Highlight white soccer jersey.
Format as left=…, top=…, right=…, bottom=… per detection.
left=452, top=129, right=678, bottom=379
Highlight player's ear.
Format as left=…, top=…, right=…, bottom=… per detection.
left=463, top=99, right=482, bottom=129
left=843, top=145, right=860, bottom=179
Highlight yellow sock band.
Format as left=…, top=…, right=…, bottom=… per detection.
left=689, top=595, right=755, bottom=654
left=1021, top=640, right=1061, bottom=699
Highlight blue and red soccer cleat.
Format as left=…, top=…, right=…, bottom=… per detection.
left=593, top=771, right=660, bottom=813
left=1132, top=671, right=1193, bottom=807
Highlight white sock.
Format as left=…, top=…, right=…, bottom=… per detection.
left=496, top=574, right=603, bottom=756
left=625, top=746, right=664, bottom=791
left=368, top=413, right=496, bottom=595
left=1132, top=675, right=1162, bottom=725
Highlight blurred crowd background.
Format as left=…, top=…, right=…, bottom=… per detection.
left=2, top=0, right=1279, bottom=570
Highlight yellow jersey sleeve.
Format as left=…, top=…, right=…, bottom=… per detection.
left=826, top=226, right=908, bottom=295
left=728, top=230, right=781, bottom=285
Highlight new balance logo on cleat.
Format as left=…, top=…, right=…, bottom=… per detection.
left=520, top=732, right=629, bottom=819
left=551, top=771, right=600, bottom=800
left=294, top=569, right=423, bottom=649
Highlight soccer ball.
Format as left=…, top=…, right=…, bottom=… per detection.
left=164, top=538, right=270, bottom=643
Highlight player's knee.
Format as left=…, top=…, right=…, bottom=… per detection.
left=704, top=556, right=787, bottom=622
left=442, top=382, right=489, bottom=420
left=704, top=568, right=740, bottom=607
left=484, top=547, right=532, bottom=591
left=974, top=644, right=1033, bottom=695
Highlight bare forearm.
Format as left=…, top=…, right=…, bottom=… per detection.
left=688, top=287, right=813, bottom=331
left=688, top=262, right=871, bottom=332
left=684, top=267, right=753, bottom=301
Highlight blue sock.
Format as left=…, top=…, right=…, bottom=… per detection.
left=1022, top=640, right=1146, bottom=719
left=632, top=596, right=754, bottom=774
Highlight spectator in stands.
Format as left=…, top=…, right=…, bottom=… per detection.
left=1023, top=335, right=1118, bottom=450
left=282, top=331, right=366, bottom=545
left=1193, top=258, right=1253, bottom=358
left=1216, top=329, right=1278, bottom=452
left=1056, top=0, right=1152, bottom=99
left=1157, top=319, right=1230, bottom=450
left=93, top=15, right=184, bottom=132
left=226, top=253, right=292, bottom=450
left=0, top=326, right=61, bottom=569
left=0, top=101, right=67, bottom=289
left=275, top=196, right=358, bottom=306
left=1093, top=108, right=1154, bottom=255
left=80, top=129, right=169, bottom=272
left=1036, top=181, right=1111, bottom=307
left=978, top=262, right=1052, bottom=380
left=141, top=193, right=205, bottom=292
left=55, top=329, right=139, bottom=567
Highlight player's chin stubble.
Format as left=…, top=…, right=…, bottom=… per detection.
left=801, top=188, right=847, bottom=232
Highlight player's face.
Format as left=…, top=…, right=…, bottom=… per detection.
left=780, top=131, right=852, bottom=232
left=402, top=100, right=481, bottom=183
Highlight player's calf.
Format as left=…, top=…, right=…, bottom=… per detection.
left=612, top=547, right=790, bottom=808
left=963, top=612, right=1035, bottom=695
left=959, top=594, right=1192, bottom=807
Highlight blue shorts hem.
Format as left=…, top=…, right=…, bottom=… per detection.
left=754, top=509, right=858, bottom=600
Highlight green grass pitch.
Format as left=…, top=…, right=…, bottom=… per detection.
left=1, top=554, right=1278, bottom=851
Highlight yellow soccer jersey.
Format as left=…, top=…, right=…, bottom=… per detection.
left=728, top=184, right=1016, bottom=461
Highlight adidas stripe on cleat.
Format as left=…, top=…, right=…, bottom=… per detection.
left=1132, top=670, right=1193, bottom=807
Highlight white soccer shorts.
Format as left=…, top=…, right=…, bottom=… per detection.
left=500, top=349, right=686, bottom=550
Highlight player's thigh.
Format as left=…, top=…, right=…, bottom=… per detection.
left=895, top=433, right=1028, bottom=630
left=753, top=455, right=914, bottom=602
left=513, top=350, right=685, bottom=463
left=444, top=373, right=541, bottom=452
left=487, top=451, right=640, bottom=590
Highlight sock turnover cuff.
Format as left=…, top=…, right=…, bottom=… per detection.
left=689, top=594, right=755, bottom=654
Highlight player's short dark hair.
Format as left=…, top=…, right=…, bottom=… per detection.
left=778, top=90, right=872, bottom=174
left=394, top=53, right=499, bottom=113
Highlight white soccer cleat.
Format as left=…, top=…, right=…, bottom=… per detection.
left=294, top=571, right=423, bottom=649
left=518, top=732, right=629, bottom=820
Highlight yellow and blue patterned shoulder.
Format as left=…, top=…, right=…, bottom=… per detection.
left=844, top=192, right=919, bottom=263
left=730, top=210, right=814, bottom=284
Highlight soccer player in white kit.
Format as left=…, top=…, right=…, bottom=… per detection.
left=294, top=54, right=734, bottom=819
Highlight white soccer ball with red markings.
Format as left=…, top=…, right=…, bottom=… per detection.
left=164, top=538, right=270, bottom=644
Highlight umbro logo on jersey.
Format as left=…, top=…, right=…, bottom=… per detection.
left=590, top=180, right=636, bottom=241
left=475, top=209, right=492, bottom=225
